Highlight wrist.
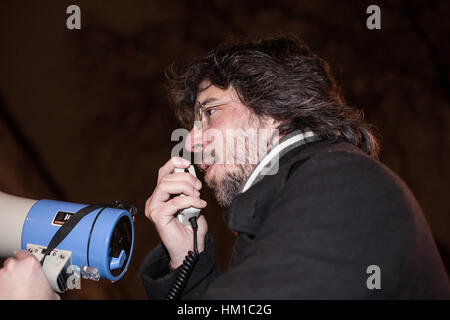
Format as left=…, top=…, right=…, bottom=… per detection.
left=168, top=244, right=205, bottom=271
left=169, top=259, right=182, bottom=271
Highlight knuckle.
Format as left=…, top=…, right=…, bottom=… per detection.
left=157, top=181, right=168, bottom=191
left=144, top=197, right=153, bottom=215
left=3, top=258, right=14, bottom=270
left=157, top=167, right=165, bottom=179
left=147, top=208, right=156, bottom=221
left=145, top=194, right=155, bottom=207
left=159, top=173, right=169, bottom=182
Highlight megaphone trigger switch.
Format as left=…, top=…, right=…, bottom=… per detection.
left=110, top=249, right=126, bottom=270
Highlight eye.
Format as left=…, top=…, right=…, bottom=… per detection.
left=205, top=108, right=216, bottom=117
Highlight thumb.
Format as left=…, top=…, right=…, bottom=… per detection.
left=15, top=250, right=36, bottom=260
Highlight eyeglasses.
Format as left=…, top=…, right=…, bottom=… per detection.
left=193, top=99, right=240, bottom=128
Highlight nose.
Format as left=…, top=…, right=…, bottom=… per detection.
left=185, top=125, right=203, bottom=153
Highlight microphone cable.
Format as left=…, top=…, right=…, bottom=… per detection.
left=166, top=216, right=199, bottom=300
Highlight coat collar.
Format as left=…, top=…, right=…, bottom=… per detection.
left=223, top=132, right=331, bottom=236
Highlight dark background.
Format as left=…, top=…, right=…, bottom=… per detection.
left=0, top=0, right=448, bottom=299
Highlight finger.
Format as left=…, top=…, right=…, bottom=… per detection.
left=15, top=250, right=36, bottom=260
left=167, top=195, right=207, bottom=213
left=151, top=196, right=207, bottom=224
left=161, top=172, right=202, bottom=190
left=197, top=214, right=208, bottom=230
left=157, top=157, right=191, bottom=184
left=153, top=181, right=200, bottom=204
left=2, top=257, right=15, bottom=270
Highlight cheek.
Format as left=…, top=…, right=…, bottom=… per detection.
left=216, top=107, right=245, bottom=128
left=206, top=108, right=249, bottom=159
left=209, top=116, right=227, bottom=130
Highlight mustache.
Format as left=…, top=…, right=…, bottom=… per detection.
left=192, top=148, right=216, bottom=174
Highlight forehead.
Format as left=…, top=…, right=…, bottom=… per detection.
left=197, top=81, right=238, bottom=104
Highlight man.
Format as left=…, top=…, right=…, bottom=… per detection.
left=0, top=251, right=59, bottom=300
left=140, top=36, right=450, bottom=299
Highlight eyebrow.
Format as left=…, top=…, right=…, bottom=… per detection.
left=198, top=97, right=219, bottom=106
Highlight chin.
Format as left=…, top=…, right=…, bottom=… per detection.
left=206, top=164, right=221, bottom=188
left=210, top=164, right=251, bottom=208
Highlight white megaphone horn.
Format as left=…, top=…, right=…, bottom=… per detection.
left=0, top=191, right=36, bottom=257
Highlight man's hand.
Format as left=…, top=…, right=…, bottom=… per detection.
left=0, top=250, right=60, bottom=300
left=145, top=157, right=208, bottom=269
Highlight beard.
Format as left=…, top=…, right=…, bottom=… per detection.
left=205, top=115, right=275, bottom=208
left=208, top=163, right=254, bottom=208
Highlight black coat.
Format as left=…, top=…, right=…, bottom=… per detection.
left=140, top=139, right=450, bottom=299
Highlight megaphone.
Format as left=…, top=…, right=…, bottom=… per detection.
left=0, top=191, right=135, bottom=293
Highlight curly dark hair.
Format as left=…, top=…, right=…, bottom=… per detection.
left=165, top=35, right=380, bottom=158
